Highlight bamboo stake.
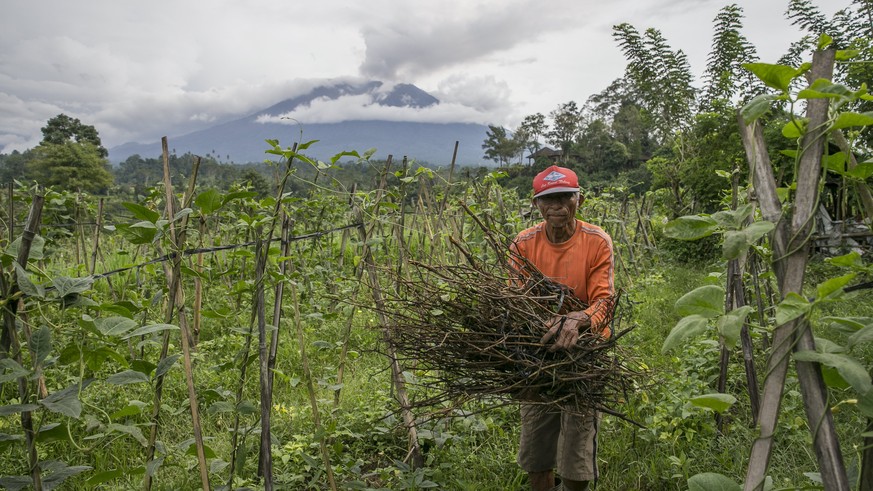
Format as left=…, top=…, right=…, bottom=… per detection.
left=89, top=198, right=104, bottom=275
left=144, top=143, right=209, bottom=490
left=740, top=50, right=848, bottom=491
left=291, top=266, right=338, bottom=490
left=355, top=205, right=423, bottom=468
left=253, top=236, right=274, bottom=489
left=0, top=194, right=43, bottom=489
left=192, top=215, right=205, bottom=347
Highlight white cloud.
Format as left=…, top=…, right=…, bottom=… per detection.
left=0, top=0, right=845, bottom=154
left=256, top=92, right=492, bottom=125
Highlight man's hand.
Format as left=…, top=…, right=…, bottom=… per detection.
left=540, top=311, right=591, bottom=351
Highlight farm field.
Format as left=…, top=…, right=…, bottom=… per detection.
left=2, top=2, right=873, bottom=490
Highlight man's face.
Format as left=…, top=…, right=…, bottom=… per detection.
left=534, top=192, right=581, bottom=229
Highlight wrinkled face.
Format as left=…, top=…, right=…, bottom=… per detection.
left=534, top=192, right=581, bottom=229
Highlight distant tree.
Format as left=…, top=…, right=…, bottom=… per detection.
left=546, top=102, right=583, bottom=162
left=515, top=113, right=547, bottom=163
left=27, top=141, right=113, bottom=193
left=700, top=4, right=761, bottom=110
left=613, top=24, right=696, bottom=141
left=573, top=119, right=630, bottom=175
left=0, top=150, right=32, bottom=185
left=41, top=114, right=108, bottom=158
left=482, top=125, right=522, bottom=166
left=240, top=169, right=271, bottom=197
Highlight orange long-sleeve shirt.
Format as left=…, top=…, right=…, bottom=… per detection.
left=511, top=219, right=615, bottom=337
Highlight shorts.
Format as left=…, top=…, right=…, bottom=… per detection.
left=517, top=404, right=599, bottom=482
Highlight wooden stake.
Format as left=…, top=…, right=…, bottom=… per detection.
left=740, top=50, right=848, bottom=491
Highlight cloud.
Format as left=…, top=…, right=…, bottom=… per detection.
left=358, top=0, right=584, bottom=81
left=256, top=91, right=494, bottom=126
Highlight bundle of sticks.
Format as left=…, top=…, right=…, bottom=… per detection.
left=376, top=237, right=639, bottom=422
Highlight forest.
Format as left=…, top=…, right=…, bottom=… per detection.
left=2, top=1, right=873, bottom=490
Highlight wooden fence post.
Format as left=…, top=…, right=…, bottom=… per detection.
left=739, top=49, right=849, bottom=491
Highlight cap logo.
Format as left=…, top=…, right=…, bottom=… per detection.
left=543, top=171, right=566, bottom=182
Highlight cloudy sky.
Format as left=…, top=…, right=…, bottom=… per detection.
left=0, top=0, right=841, bottom=154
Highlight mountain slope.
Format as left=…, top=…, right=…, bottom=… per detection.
left=109, top=82, right=489, bottom=166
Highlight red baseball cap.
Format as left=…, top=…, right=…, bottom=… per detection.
left=533, top=165, right=579, bottom=198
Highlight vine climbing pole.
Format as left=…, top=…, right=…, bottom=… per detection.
left=738, top=49, right=849, bottom=491
left=1, top=194, right=44, bottom=490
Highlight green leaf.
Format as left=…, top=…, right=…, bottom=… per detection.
left=110, top=403, right=144, bottom=420
left=848, top=325, right=873, bottom=348
left=95, top=316, right=138, bottom=337
left=52, top=276, right=94, bottom=297
left=688, top=472, right=741, bottom=491
left=30, top=325, right=52, bottom=365
left=40, top=460, right=91, bottom=490
left=743, top=62, right=807, bottom=93
left=117, top=222, right=157, bottom=244
left=711, top=204, right=755, bottom=229
left=237, top=400, right=259, bottom=415
left=832, top=112, right=873, bottom=130
left=689, top=393, right=737, bottom=413
left=826, top=251, right=863, bottom=268
left=858, top=389, right=873, bottom=419
left=37, top=422, right=69, bottom=443
left=330, top=150, right=361, bottom=164
left=0, top=404, right=40, bottom=416
left=122, top=202, right=160, bottom=223
left=663, top=215, right=718, bottom=240
left=824, top=152, right=849, bottom=176
left=107, top=370, right=150, bottom=386
left=722, top=231, right=749, bottom=260
left=717, top=306, right=753, bottom=348
left=782, top=119, right=805, bottom=138
left=207, top=401, right=235, bottom=414
left=793, top=350, right=872, bottom=394
left=40, top=393, right=82, bottom=419
left=662, top=315, right=709, bottom=354
left=85, top=469, right=126, bottom=486
left=675, top=285, right=724, bottom=318
left=816, top=33, right=832, bottom=50
left=797, top=79, right=853, bottom=100
left=816, top=273, right=856, bottom=301
left=836, top=49, right=860, bottom=61
left=145, top=456, right=164, bottom=478
left=186, top=443, right=217, bottom=459
left=84, top=346, right=127, bottom=371
left=5, top=234, right=46, bottom=261
left=155, top=353, right=182, bottom=378
left=14, top=263, right=44, bottom=299
left=847, top=162, right=873, bottom=180
left=107, top=423, right=148, bottom=446
left=0, top=359, right=30, bottom=383
left=173, top=208, right=192, bottom=222
left=121, top=323, right=179, bottom=340
left=222, top=190, right=258, bottom=205
left=130, top=359, right=157, bottom=376
left=775, top=292, right=810, bottom=325
left=742, top=220, right=774, bottom=242
left=0, top=476, right=32, bottom=491
left=740, top=94, right=779, bottom=122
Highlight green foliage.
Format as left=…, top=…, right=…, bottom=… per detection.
left=40, top=114, right=107, bottom=158
left=26, top=141, right=113, bottom=193
left=701, top=4, right=761, bottom=110
left=481, top=125, right=522, bottom=166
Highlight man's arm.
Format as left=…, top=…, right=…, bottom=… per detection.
left=583, top=234, right=615, bottom=337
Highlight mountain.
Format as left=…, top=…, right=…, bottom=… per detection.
left=109, top=81, right=491, bottom=166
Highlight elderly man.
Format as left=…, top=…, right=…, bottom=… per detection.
left=510, top=165, right=615, bottom=491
